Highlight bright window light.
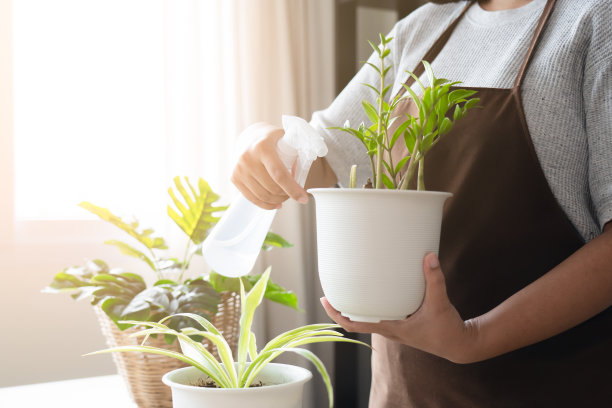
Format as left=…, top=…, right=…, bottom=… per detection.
left=13, top=0, right=166, bottom=220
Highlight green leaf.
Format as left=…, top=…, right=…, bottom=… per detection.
left=394, top=156, right=411, bottom=174
left=100, top=297, right=130, bottom=330
left=248, top=331, right=258, bottom=362
left=453, top=104, right=463, bottom=121
left=464, top=97, right=480, bottom=110
left=209, top=271, right=299, bottom=310
left=390, top=119, right=412, bottom=149
left=180, top=328, right=238, bottom=387
left=208, top=271, right=245, bottom=293
left=120, top=298, right=152, bottom=323
left=434, top=93, right=449, bottom=126
left=365, top=62, right=381, bottom=75
left=422, top=60, right=435, bottom=88
left=404, top=125, right=417, bottom=154
left=79, top=202, right=167, bottom=250
left=361, top=101, right=379, bottom=126
left=262, top=283, right=299, bottom=310
left=382, top=84, right=392, bottom=99
left=261, top=232, right=293, bottom=251
left=119, top=272, right=145, bottom=284
left=237, top=267, right=271, bottom=378
left=368, top=40, right=380, bottom=56
left=402, top=84, right=424, bottom=122
left=381, top=173, right=395, bottom=190
left=421, top=133, right=435, bottom=153
left=104, top=240, right=156, bottom=271
left=439, top=117, right=453, bottom=136
left=433, top=77, right=451, bottom=87
left=124, top=287, right=167, bottom=315
left=86, top=345, right=213, bottom=375
left=361, top=83, right=379, bottom=96
left=382, top=160, right=392, bottom=176
left=405, top=69, right=426, bottom=92
left=153, top=279, right=178, bottom=286
left=123, top=320, right=232, bottom=387
left=167, top=177, right=225, bottom=245
left=380, top=34, right=393, bottom=44
left=449, top=89, right=477, bottom=104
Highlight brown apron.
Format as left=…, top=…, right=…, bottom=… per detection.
left=371, top=1, right=612, bottom=406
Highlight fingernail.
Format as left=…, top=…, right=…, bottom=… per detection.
left=319, top=297, right=325, bottom=305
left=428, top=254, right=439, bottom=269
left=298, top=196, right=308, bottom=204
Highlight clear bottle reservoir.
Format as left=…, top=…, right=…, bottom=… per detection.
left=202, top=196, right=277, bottom=278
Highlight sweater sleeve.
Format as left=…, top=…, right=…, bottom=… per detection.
left=583, top=0, right=612, bottom=230
left=309, top=24, right=400, bottom=187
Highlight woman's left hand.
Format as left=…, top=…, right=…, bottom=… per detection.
left=320, top=253, right=480, bottom=364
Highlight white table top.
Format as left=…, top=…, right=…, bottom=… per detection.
left=0, top=375, right=137, bottom=408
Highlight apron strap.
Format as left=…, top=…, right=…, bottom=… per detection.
left=404, top=0, right=474, bottom=86
left=513, top=0, right=557, bottom=89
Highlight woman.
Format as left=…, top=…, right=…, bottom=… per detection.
left=231, top=0, right=612, bottom=406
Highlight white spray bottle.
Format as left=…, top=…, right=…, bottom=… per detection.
left=202, top=115, right=328, bottom=278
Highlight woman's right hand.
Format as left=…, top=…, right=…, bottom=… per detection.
left=231, top=122, right=309, bottom=210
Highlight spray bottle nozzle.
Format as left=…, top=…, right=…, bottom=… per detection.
left=279, top=115, right=328, bottom=186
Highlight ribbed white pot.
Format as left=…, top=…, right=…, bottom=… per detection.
left=162, top=364, right=312, bottom=408
left=309, top=188, right=451, bottom=322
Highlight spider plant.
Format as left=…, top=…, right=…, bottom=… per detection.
left=86, top=267, right=368, bottom=407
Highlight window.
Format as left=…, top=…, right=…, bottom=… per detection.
left=12, top=0, right=166, bottom=221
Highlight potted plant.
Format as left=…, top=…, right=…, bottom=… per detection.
left=44, top=176, right=297, bottom=408
left=308, top=34, right=479, bottom=322
left=87, top=268, right=368, bottom=408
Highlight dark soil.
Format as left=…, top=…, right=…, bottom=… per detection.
left=192, top=379, right=265, bottom=388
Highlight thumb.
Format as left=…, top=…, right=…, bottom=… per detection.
left=423, top=252, right=449, bottom=305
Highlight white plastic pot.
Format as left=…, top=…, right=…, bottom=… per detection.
left=161, top=364, right=312, bottom=408
left=309, top=188, right=451, bottom=322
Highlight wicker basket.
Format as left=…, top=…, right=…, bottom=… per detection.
left=94, top=292, right=241, bottom=408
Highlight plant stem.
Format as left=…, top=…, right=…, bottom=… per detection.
left=375, top=44, right=386, bottom=189
left=349, top=165, right=357, bottom=188
left=375, top=119, right=384, bottom=190
left=399, top=156, right=416, bottom=190
left=398, top=138, right=420, bottom=190
left=417, top=158, right=425, bottom=191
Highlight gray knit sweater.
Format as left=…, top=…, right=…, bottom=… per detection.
left=310, top=0, right=611, bottom=242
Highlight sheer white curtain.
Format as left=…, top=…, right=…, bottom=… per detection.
left=164, top=2, right=335, bottom=406
left=1, top=0, right=335, bottom=404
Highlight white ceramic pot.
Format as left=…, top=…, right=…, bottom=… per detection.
left=162, top=363, right=312, bottom=408
left=308, top=188, right=452, bottom=322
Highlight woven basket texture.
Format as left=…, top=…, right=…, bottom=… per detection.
left=94, top=292, right=241, bottom=408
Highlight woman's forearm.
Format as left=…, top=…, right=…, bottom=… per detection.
left=466, top=222, right=612, bottom=363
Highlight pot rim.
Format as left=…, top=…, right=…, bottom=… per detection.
left=161, top=363, right=312, bottom=393
left=307, top=188, right=452, bottom=198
